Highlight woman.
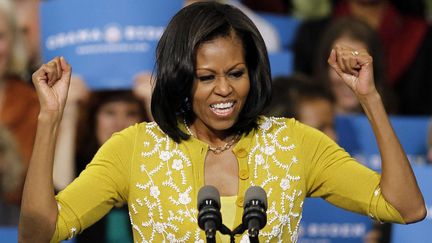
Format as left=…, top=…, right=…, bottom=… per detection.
left=314, top=17, right=397, bottom=114
left=19, top=2, right=425, bottom=243
left=0, top=125, right=22, bottom=225
left=53, top=85, right=146, bottom=242
left=265, top=74, right=336, bottom=141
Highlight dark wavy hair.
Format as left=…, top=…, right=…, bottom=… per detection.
left=151, top=2, right=272, bottom=143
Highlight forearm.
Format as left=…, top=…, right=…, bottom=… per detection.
left=360, top=92, right=426, bottom=223
left=53, top=104, right=79, bottom=190
left=19, top=112, right=61, bottom=242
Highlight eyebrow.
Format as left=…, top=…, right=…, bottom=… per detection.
left=195, top=63, right=246, bottom=72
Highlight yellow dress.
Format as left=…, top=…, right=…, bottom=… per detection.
left=52, top=117, right=404, bottom=243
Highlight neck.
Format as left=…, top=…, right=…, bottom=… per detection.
left=184, top=118, right=238, bottom=150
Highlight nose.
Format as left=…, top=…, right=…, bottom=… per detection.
left=213, top=76, right=232, bottom=96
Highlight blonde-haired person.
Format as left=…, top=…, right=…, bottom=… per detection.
left=0, top=125, right=23, bottom=225
left=0, top=0, right=39, bottom=204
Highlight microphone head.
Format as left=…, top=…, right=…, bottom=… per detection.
left=197, top=185, right=221, bottom=210
left=244, top=186, right=268, bottom=210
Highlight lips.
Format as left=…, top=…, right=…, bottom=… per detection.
left=209, top=101, right=235, bottom=116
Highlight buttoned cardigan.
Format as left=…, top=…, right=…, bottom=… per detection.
left=52, top=117, right=404, bottom=243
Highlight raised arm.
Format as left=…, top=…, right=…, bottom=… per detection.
left=328, top=46, right=426, bottom=223
left=19, top=57, right=72, bottom=242
left=53, top=76, right=89, bottom=191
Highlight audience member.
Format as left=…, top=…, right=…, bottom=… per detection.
left=133, top=72, right=155, bottom=121
left=314, top=17, right=397, bottom=114
left=13, top=0, right=41, bottom=79
left=0, top=125, right=22, bottom=225
left=53, top=77, right=146, bottom=243
left=0, top=0, right=39, bottom=204
left=293, top=0, right=432, bottom=114
left=265, top=74, right=336, bottom=140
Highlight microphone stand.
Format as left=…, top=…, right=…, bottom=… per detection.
left=230, top=223, right=260, bottom=243
left=204, top=222, right=261, bottom=242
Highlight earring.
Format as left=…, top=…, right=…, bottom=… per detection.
left=178, top=97, right=191, bottom=114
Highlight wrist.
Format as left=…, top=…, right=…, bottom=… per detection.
left=38, top=110, right=63, bottom=124
left=359, top=91, right=381, bottom=107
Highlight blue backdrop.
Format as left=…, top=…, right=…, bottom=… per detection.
left=41, top=0, right=182, bottom=89
left=299, top=115, right=431, bottom=243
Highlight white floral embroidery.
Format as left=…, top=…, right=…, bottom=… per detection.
left=130, top=118, right=303, bottom=242
left=264, top=145, right=275, bottom=155
left=272, top=226, right=281, bottom=237
left=160, top=150, right=171, bottom=161
left=280, top=179, right=290, bottom=191
left=260, top=119, right=272, bottom=131
left=179, top=191, right=191, bottom=205
left=374, top=187, right=380, bottom=197
left=154, top=222, right=165, bottom=233
left=150, top=185, right=160, bottom=198
left=172, top=159, right=183, bottom=170
left=167, top=233, right=175, bottom=241
left=68, top=227, right=77, bottom=240
left=240, top=234, right=251, bottom=243
left=255, top=154, right=265, bottom=165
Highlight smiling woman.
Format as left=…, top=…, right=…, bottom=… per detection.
left=19, top=2, right=426, bottom=243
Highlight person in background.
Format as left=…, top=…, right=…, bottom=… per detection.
left=293, top=0, right=432, bottom=115
left=314, top=17, right=397, bottom=114
left=52, top=78, right=146, bottom=242
left=0, top=0, right=39, bottom=205
left=13, top=0, right=42, bottom=80
left=133, top=72, right=155, bottom=121
left=265, top=74, right=336, bottom=141
left=0, top=125, right=23, bottom=225
left=20, top=2, right=426, bottom=242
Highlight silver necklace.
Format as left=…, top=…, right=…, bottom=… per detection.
left=183, top=118, right=239, bottom=154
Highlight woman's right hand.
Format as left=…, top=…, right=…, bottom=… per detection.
left=32, top=56, right=72, bottom=115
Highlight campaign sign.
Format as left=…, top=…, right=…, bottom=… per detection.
left=299, top=115, right=430, bottom=243
left=41, top=0, right=182, bottom=89
left=299, top=198, right=373, bottom=243
left=392, top=165, right=432, bottom=243
left=335, top=115, right=430, bottom=170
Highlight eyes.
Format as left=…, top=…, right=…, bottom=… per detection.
left=197, top=69, right=246, bottom=82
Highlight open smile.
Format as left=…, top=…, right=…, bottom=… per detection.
left=209, top=101, right=236, bottom=116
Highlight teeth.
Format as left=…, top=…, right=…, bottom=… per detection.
left=211, top=102, right=234, bottom=109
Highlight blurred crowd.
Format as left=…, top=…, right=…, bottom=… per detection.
left=1, top=0, right=431, bottom=242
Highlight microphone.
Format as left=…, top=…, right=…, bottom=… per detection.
left=197, top=185, right=222, bottom=243
left=242, top=186, right=267, bottom=241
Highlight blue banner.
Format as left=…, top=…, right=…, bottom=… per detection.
left=299, top=115, right=431, bottom=243
left=336, top=115, right=430, bottom=170
left=41, top=0, right=182, bottom=89
left=392, top=165, right=432, bottom=243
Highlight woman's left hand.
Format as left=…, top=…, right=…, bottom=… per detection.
left=328, top=45, right=377, bottom=99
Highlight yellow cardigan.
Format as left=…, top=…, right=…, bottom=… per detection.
left=52, top=117, right=404, bottom=242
